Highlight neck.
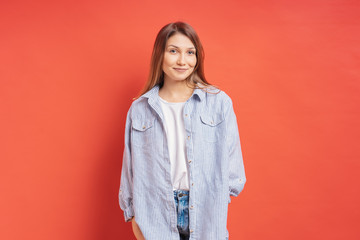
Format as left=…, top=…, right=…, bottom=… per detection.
left=159, top=79, right=195, bottom=102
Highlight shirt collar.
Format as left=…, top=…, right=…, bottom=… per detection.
left=141, top=83, right=205, bottom=102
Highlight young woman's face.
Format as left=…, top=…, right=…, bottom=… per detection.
left=162, top=33, right=197, bottom=83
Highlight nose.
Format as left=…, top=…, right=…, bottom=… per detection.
left=177, top=53, right=186, bottom=65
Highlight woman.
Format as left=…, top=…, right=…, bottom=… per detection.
left=119, top=22, right=246, bottom=240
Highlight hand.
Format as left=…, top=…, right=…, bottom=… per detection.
left=131, top=217, right=145, bottom=240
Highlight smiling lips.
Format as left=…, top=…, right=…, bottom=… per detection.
left=173, top=68, right=188, bottom=72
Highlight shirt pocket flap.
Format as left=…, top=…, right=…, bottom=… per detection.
left=132, top=118, right=154, bottom=131
left=200, top=113, right=224, bottom=127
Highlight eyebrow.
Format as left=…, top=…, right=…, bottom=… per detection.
left=167, top=44, right=195, bottom=49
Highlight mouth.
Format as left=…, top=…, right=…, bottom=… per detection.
left=173, top=68, right=188, bottom=72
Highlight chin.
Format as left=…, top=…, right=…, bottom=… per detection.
left=164, top=70, right=193, bottom=82
left=175, top=76, right=191, bottom=81
left=166, top=74, right=187, bottom=81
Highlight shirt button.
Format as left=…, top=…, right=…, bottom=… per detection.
left=187, top=136, right=190, bottom=140
left=142, top=126, right=146, bottom=129
left=190, top=229, right=194, bottom=233
left=185, top=114, right=188, bottom=117
left=192, top=183, right=194, bottom=186
left=188, top=160, right=192, bottom=163
left=190, top=205, right=194, bottom=209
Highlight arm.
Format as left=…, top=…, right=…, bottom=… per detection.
left=119, top=106, right=145, bottom=239
left=225, top=97, right=246, bottom=199
left=118, top=106, right=135, bottom=222
left=131, top=217, right=145, bottom=240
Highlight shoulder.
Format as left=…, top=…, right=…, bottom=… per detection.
left=200, top=84, right=233, bottom=106
left=130, top=84, right=159, bottom=108
left=127, top=97, right=149, bottom=119
left=127, top=86, right=158, bottom=119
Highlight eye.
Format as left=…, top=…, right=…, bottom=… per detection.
left=188, top=50, right=195, bottom=55
left=169, top=49, right=177, bottom=54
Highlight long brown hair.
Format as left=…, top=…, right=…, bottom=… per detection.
left=135, top=21, right=216, bottom=99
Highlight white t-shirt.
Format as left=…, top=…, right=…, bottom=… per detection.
left=159, top=96, right=189, bottom=190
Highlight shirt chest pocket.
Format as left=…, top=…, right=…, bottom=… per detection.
left=200, top=113, right=225, bottom=143
left=131, top=118, right=155, bottom=147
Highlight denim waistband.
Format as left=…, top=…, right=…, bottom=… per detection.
left=173, top=189, right=189, bottom=199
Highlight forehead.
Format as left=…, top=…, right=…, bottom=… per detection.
left=166, top=33, right=195, bottom=48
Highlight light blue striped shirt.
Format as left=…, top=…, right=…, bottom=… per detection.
left=119, top=84, right=246, bottom=240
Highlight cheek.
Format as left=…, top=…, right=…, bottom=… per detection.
left=162, top=60, right=167, bottom=71
left=163, top=53, right=176, bottom=67
left=189, top=57, right=197, bottom=68
left=162, top=55, right=168, bottom=70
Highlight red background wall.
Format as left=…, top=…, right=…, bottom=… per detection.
left=1, top=0, right=359, bottom=239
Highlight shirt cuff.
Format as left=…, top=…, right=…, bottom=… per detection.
left=229, top=178, right=246, bottom=197
left=123, top=205, right=134, bottom=222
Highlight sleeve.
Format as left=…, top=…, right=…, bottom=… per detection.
left=118, top=106, right=135, bottom=222
left=225, top=97, right=246, bottom=199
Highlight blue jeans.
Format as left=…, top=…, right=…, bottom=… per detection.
left=174, top=189, right=190, bottom=240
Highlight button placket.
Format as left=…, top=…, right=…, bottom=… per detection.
left=184, top=101, right=196, bottom=236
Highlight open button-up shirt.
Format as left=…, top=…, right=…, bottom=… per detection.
left=119, top=84, right=246, bottom=240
